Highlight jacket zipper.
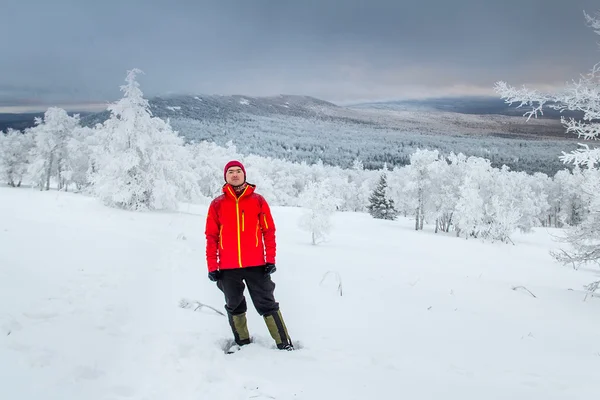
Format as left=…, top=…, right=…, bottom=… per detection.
left=229, top=186, right=249, bottom=268
left=242, top=211, right=245, bottom=232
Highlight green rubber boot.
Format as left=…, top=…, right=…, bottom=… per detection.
left=228, top=312, right=251, bottom=346
left=263, top=310, right=293, bottom=350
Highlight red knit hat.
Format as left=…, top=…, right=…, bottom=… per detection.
left=224, top=160, right=246, bottom=181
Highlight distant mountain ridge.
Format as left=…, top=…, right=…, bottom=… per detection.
left=2, top=94, right=584, bottom=176
left=78, top=94, right=345, bottom=128
left=351, top=96, right=584, bottom=119
left=154, top=94, right=338, bottom=119
left=0, top=112, right=44, bottom=131
left=5, top=94, right=574, bottom=131
left=77, top=94, right=581, bottom=128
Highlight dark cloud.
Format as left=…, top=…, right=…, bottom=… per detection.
left=1, top=0, right=600, bottom=107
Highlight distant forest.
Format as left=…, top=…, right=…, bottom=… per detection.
left=1, top=95, right=583, bottom=176
left=0, top=113, right=42, bottom=131
left=171, top=114, right=578, bottom=176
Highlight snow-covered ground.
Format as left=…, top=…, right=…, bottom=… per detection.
left=1, top=187, right=599, bottom=399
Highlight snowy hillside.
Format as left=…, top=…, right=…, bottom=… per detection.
left=80, top=94, right=339, bottom=126
left=1, top=187, right=599, bottom=399
left=74, top=94, right=579, bottom=175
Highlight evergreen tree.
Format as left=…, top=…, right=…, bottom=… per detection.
left=90, top=68, right=200, bottom=211
left=367, top=173, right=398, bottom=220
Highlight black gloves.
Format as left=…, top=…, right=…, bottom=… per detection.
left=209, top=265, right=275, bottom=281
left=208, top=270, right=221, bottom=282
left=265, top=263, right=276, bottom=275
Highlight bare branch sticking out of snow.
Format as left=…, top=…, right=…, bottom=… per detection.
left=408, top=278, right=420, bottom=287
left=512, top=285, right=537, bottom=298
left=179, top=298, right=225, bottom=316
left=583, top=280, right=600, bottom=301
left=249, top=395, right=275, bottom=399
left=320, top=271, right=343, bottom=296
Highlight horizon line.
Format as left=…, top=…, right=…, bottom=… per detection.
left=0, top=93, right=507, bottom=114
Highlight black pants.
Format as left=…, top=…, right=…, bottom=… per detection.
left=216, top=266, right=279, bottom=316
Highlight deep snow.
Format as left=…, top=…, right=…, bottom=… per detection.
left=1, top=187, right=599, bottom=399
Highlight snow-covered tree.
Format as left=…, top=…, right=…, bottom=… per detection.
left=405, top=149, right=441, bottom=230
left=478, top=166, right=523, bottom=243
left=530, top=172, right=554, bottom=227
left=343, top=158, right=372, bottom=212
left=495, top=10, right=600, bottom=265
left=425, top=153, right=458, bottom=234
left=0, top=129, right=33, bottom=187
left=90, top=68, right=200, bottom=211
left=550, top=168, right=600, bottom=267
left=67, top=126, right=98, bottom=191
left=453, top=168, right=486, bottom=239
left=387, top=165, right=414, bottom=218
left=436, top=152, right=468, bottom=233
left=27, top=108, right=80, bottom=191
left=298, top=179, right=341, bottom=245
left=367, top=172, right=398, bottom=220
left=492, top=166, right=542, bottom=235
left=549, top=167, right=588, bottom=227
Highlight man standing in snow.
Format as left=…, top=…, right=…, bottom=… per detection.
left=205, top=160, right=294, bottom=351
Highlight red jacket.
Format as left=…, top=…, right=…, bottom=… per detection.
left=205, top=183, right=276, bottom=272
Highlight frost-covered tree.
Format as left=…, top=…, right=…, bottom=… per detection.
left=298, top=179, right=341, bottom=245
left=27, top=108, right=80, bottom=191
left=67, top=126, right=98, bottom=191
left=453, top=163, right=487, bottom=239
left=0, top=128, right=33, bottom=187
left=387, top=165, right=414, bottom=218
left=405, top=149, right=441, bottom=230
left=90, top=68, right=200, bottom=211
left=492, top=166, right=545, bottom=235
left=343, top=158, right=372, bottom=212
left=530, top=172, right=553, bottom=227
left=436, top=152, right=468, bottom=233
left=367, top=172, right=398, bottom=220
left=548, top=168, right=600, bottom=267
left=549, top=167, right=587, bottom=227
left=495, top=10, right=600, bottom=265
left=480, top=166, right=523, bottom=243
left=452, top=157, right=525, bottom=242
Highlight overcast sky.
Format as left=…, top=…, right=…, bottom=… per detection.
left=2, top=0, right=600, bottom=109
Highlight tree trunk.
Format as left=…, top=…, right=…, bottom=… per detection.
left=57, top=157, right=63, bottom=191
left=415, top=207, right=419, bottom=230
left=45, top=152, right=54, bottom=191
left=446, top=213, right=453, bottom=233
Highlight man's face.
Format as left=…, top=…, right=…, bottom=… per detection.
left=226, top=167, right=244, bottom=185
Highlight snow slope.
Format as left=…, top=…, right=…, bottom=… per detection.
left=1, top=187, right=599, bottom=399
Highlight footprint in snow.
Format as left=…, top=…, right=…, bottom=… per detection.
left=74, top=365, right=105, bottom=380
left=111, top=385, right=135, bottom=398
